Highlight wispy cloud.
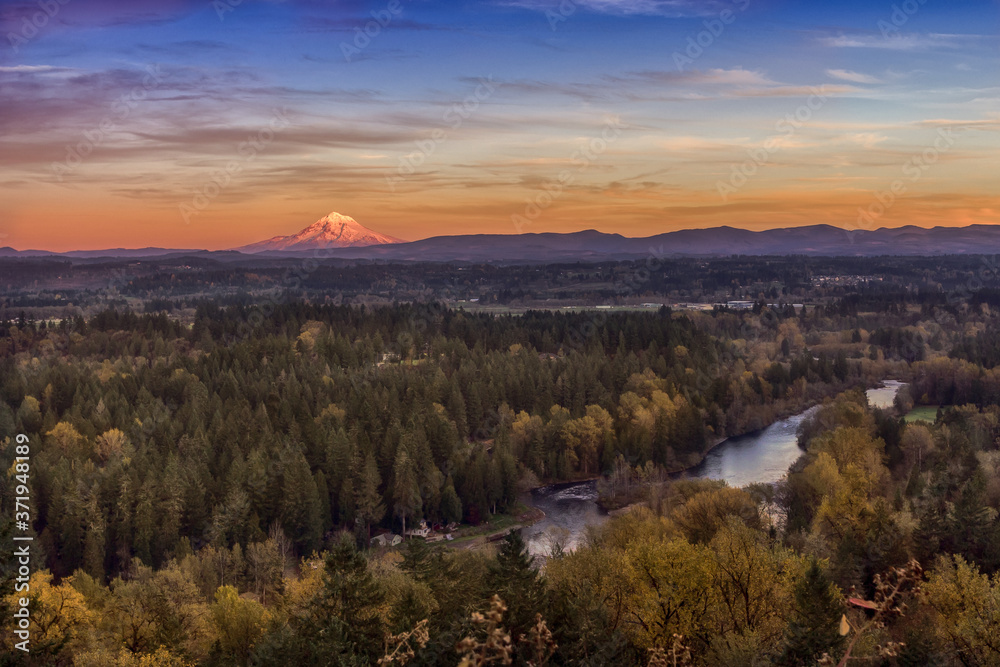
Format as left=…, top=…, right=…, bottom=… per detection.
left=728, top=84, right=854, bottom=98
left=917, top=117, right=1000, bottom=131
left=497, top=0, right=735, bottom=17
left=846, top=132, right=889, bottom=148
left=820, top=32, right=970, bottom=50
left=617, top=68, right=776, bottom=86
left=826, top=69, right=882, bottom=84
left=299, top=16, right=461, bottom=33
left=0, top=65, right=67, bottom=73
left=500, top=68, right=845, bottom=103
left=0, top=0, right=203, bottom=31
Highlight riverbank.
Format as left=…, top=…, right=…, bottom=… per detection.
left=595, top=401, right=819, bottom=511
left=545, top=380, right=905, bottom=514
left=445, top=503, right=545, bottom=551
left=595, top=409, right=813, bottom=512
left=671, top=378, right=905, bottom=477
left=597, top=379, right=906, bottom=509
left=524, top=380, right=906, bottom=556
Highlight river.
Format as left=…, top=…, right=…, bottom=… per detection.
left=522, top=381, right=905, bottom=557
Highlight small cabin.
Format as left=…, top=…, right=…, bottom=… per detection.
left=370, top=533, right=403, bottom=547
left=405, top=520, right=432, bottom=539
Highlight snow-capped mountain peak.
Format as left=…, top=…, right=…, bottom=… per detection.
left=235, top=212, right=403, bottom=253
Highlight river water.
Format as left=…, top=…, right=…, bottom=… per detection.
left=521, top=480, right=604, bottom=558
left=522, top=381, right=904, bottom=557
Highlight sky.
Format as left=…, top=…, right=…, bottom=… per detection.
left=0, top=0, right=998, bottom=251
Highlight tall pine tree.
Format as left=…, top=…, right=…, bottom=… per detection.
left=355, top=453, right=386, bottom=542
left=779, top=558, right=844, bottom=666
left=485, top=530, right=547, bottom=644
left=392, top=448, right=421, bottom=537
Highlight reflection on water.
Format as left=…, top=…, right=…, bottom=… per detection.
left=685, top=407, right=818, bottom=487
left=688, top=380, right=904, bottom=487
left=521, top=480, right=606, bottom=558
left=523, top=381, right=904, bottom=557
left=867, top=379, right=905, bottom=409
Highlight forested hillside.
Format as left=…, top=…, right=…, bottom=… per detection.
left=3, top=291, right=1000, bottom=665
left=0, top=303, right=869, bottom=579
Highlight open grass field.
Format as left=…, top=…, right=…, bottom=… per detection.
left=905, top=405, right=940, bottom=424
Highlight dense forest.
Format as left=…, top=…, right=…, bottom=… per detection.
left=0, top=303, right=872, bottom=580
left=3, top=254, right=999, bottom=315
left=3, top=266, right=1000, bottom=665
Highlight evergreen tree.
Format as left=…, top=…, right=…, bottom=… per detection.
left=400, top=536, right=435, bottom=582
left=778, top=559, right=844, bottom=666
left=440, top=478, right=463, bottom=525
left=913, top=499, right=947, bottom=565
left=355, top=453, right=385, bottom=542
left=82, top=495, right=106, bottom=580
left=279, top=452, right=323, bottom=554
left=315, top=470, right=333, bottom=534
left=485, top=530, right=547, bottom=643
left=253, top=535, right=386, bottom=665
left=392, top=448, right=421, bottom=537
left=339, top=476, right=356, bottom=526
left=896, top=626, right=945, bottom=666
left=949, top=469, right=995, bottom=564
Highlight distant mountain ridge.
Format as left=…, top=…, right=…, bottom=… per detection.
left=6, top=223, right=1000, bottom=261
left=235, top=223, right=1000, bottom=261
left=0, top=247, right=203, bottom=259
